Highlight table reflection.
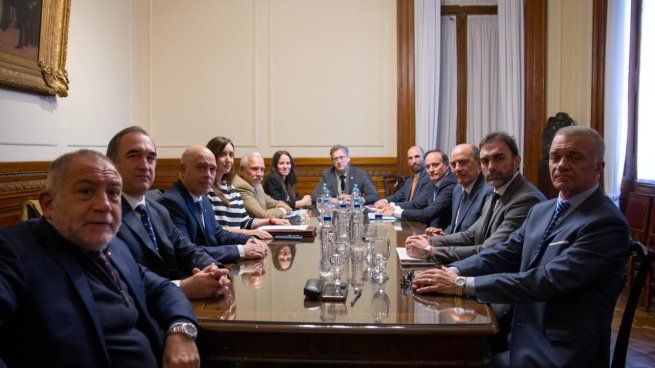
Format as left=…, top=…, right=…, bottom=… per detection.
left=194, top=219, right=494, bottom=328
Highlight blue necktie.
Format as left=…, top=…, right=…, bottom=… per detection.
left=454, top=191, right=468, bottom=232
left=538, top=199, right=571, bottom=249
left=88, top=249, right=128, bottom=301
left=195, top=200, right=206, bottom=229
left=135, top=204, right=157, bottom=250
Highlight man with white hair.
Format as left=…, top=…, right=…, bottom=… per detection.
left=233, top=152, right=292, bottom=219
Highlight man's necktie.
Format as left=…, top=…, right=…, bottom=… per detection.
left=88, top=249, right=127, bottom=300
left=135, top=204, right=157, bottom=250
left=408, top=174, right=419, bottom=201
left=454, top=191, right=468, bottom=232
left=537, top=199, right=571, bottom=249
left=195, top=200, right=206, bottom=229
left=481, top=192, right=501, bottom=237
left=339, top=174, right=346, bottom=193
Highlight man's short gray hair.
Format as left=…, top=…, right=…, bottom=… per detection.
left=555, top=126, right=605, bottom=162
left=47, top=149, right=115, bottom=192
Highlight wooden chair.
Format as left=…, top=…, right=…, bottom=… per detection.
left=20, top=199, right=42, bottom=221
left=382, top=175, right=407, bottom=198
left=624, top=193, right=652, bottom=296
left=611, top=240, right=655, bottom=368
left=644, top=197, right=655, bottom=312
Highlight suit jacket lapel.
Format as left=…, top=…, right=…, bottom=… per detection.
left=33, top=219, right=108, bottom=356
left=200, top=196, right=217, bottom=245
left=121, top=199, right=160, bottom=256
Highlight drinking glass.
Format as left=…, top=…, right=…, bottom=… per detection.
left=370, top=284, right=390, bottom=323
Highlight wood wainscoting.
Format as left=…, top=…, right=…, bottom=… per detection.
left=0, top=157, right=398, bottom=228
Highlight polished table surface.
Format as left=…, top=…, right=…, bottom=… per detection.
left=192, top=218, right=498, bottom=366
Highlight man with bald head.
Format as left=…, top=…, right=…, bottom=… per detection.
left=411, top=126, right=628, bottom=367
left=233, top=152, right=292, bottom=219
left=159, top=146, right=268, bottom=264
left=0, top=150, right=199, bottom=367
left=436, top=143, right=492, bottom=235
left=374, top=146, right=430, bottom=209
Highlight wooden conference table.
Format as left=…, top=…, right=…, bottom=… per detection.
left=192, top=218, right=498, bottom=366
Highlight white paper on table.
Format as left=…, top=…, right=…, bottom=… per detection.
left=367, top=212, right=396, bottom=221
left=258, top=225, right=309, bottom=231
left=396, top=247, right=436, bottom=266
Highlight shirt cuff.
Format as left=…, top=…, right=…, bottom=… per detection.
left=279, top=207, right=287, bottom=216
left=393, top=207, right=403, bottom=218
left=237, top=244, right=245, bottom=258
left=465, top=277, right=476, bottom=297
left=172, top=279, right=181, bottom=287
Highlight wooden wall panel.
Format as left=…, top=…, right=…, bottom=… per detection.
left=0, top=158, right=398, bottom=228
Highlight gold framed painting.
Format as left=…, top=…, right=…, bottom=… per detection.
left=0, top=0, right=71, bottom=97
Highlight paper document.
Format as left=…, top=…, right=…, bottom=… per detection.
left=396, top=247, right=436, bottom=266
left=258, top=225, right=309, bottom=231
left=367, top=212, right=396, bottom=221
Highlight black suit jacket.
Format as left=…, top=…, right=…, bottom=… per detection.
left=0, top=219, right=196, bottom=367
left=158, top=180, right=250, bottom=264
left=117, top=197, right=217, bottom=279
left=398, top=171, right=457, bottom=228
left=263, top=172, right=302, bottom=209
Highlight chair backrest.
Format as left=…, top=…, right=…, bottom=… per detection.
left=20, top=200, right=42, bottom=221
left=648, top=196, right=655, bottom=248
left=611, top=240, right=655, bottom=368
left=145, top=189, right=164, bottom=203
left=382, top=175, right=401, bottom=197
left=624, top=193, right=652, bottom=243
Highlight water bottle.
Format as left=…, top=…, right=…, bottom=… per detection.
left=320, top=215, right=335, bottom=278
left=372, top=213, right=386, bottom=239
left=351, top=183, right=361, bottom=208
left=351, top=202, right=365, bottom=251
left=336, top=203, right=351, bottom=247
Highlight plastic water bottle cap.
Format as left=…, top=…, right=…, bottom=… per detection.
left=354, top=204, right=361, bottom=209
left=375, top=214, right=383, bottom=219
left=340, top=203, right=348, bottom=208
left=323, top=216, right=332, bottom=221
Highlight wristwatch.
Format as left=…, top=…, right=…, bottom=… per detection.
left=455, top=276, right=467, bottom=296
left=420, top=245, right=432, bottom=260
left=167, top=322, right=198, bottom=340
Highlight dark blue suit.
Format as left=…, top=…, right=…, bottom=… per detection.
left=386, top=169, right=430, bottom=204
left=397, top=171, right=457, bottom=228
left=117, top=197, right=217, bottom=279
left=453, top=188, right=629, bottom=367
left=0, top=219, right=196, bottom=367
left=158, top=180, right=249, bottom=264
left=444, top=172, right=492, bottom=234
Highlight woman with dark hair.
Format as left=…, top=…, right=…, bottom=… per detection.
left=270, top=243, right=296, bottom=271
left=263, top=150, right=312, bottom=210
left=206, top=136, right=288, bottom=240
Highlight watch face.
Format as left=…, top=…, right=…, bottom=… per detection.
left=184, top=324, right=198, bottom=337
left=455, top=277, right=466, bottom=287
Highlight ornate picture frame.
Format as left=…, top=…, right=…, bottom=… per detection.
left=0, top=0, right=71, bottom=97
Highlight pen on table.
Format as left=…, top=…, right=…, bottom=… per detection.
left=350, top=289, right=362, bottom=307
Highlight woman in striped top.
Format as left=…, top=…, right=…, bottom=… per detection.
left=206, top=136, right=289, bottom=240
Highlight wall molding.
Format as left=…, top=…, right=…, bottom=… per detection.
left=0, top=157, right=398, bottom=227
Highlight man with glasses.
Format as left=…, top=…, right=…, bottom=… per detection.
left=311, top=144, right=379, bottom=205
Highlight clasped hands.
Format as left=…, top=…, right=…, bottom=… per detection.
left=180, top=263, right=231, bottom=299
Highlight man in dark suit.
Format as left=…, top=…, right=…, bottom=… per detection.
left=411, top=126, right=629, bottom=367
left=374, top=145, right=430, bottom=209
left=158, top=146, right=267, bottom=264
left=380, top=149, right=456, bottom=228
left=311, top=144, right=380, bottom=205
left=107, top=126, right=231, bottom=299
left=0, top=149, right=199, bottom=367
left=406, top=133, right=545, bottom=263
left=437, top=143, right=492, bottom=235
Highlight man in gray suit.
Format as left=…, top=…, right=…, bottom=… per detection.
left=311, top=144, right=379, bottom=205
left=406, top=132, right=545, bottom=263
